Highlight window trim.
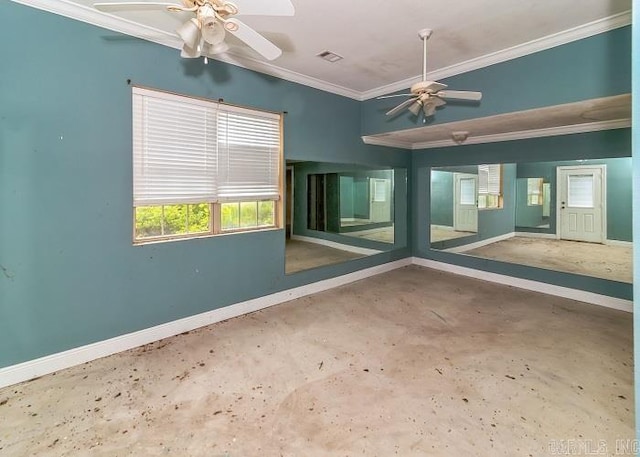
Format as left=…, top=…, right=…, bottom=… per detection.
left=131, top=85, right=283, bottom=245
left=477, top=164, right=504, bottom=211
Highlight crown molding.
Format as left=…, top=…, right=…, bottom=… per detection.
left=11, top=2, right=631, bottom=101
left=11, top=0, right=362, bottom=100
left=361, top=135, right=413, bottom=150
left=359, top=10, right=632, bottom=101
left=362, top=118, right=631, bottom=151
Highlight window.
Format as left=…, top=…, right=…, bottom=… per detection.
left=132, top=87, right=281, bottom=243
left=459, top=177, right=476, bottom=205
left=477, top=164, right=503, bottom=209
left=527, top=178, right=543, bottom=206
left=567, top=174, right=594, bottom=208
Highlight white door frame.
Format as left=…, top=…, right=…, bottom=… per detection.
left=555, top=165, right=606, bottom=242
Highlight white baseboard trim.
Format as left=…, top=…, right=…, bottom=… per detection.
left=412, top=257, right=633, bottom=313
left=1, top=251, right=631, bottom=389
left=515, top=232, right=558, bottom=239
left=605, top=239, right=633, bottom=248
left=442, top=232, right=515, bottom=253
left=290, top=235, right=383, bottom=255
left=0, top=258, right=411, bottom=389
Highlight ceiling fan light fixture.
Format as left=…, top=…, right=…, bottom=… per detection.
left=206, top=42, right=229, bottom=55
left=408, top=100, right=423, bottom=116
left=176, top=18, right=201, bottom=49
left=202, top=22, right=225, bottom=44
left=180, top=43, right=201, bottom=58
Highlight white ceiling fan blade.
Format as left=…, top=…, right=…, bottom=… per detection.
left=225, top=18, right=282, bottom=60
left=431, top=97, right=447, bottom=107
left=94, top=2, right=184, bottom=12
left=385, top=97, right=419, bottom=117
left=231, top=0, right=294, bottom=16
left=437, top=90, right=483, bottom=101
left=377, top=94, right=414, bottom=100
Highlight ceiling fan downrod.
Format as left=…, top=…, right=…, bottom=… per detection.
left=418, top=28, right=433, bottom=82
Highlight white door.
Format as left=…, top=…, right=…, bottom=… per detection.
left=557, top=166, right=605, bottom=243
left=370, top=178, right=391, bottom=222
left=454, top=173, right=478, bottom=232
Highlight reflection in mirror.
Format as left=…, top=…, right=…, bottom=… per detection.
left=286, top=162, right=403, bottom=274
left=516, top=178, right=551, bottom=229
left=430, top=158, right=633, bottom=283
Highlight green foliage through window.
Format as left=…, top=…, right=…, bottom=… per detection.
left=221, top=201, right=275, bottom=231
left=135, top=201, right=276, bottom=240
left=135, top=204, right=210, bottom=239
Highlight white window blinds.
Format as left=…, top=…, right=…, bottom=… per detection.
left=478, top=164, right=501, bottom=195
left=132, top=87, right=281, bottom=206
left=217, top=105, right=280, bottom=201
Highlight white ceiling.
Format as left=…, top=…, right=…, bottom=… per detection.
left=16, top=0, right=631, bottom=100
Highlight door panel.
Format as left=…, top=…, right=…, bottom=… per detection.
left=558, top=166, right=605, bottom=243
left=369, top=178, right=391, bottom=223
left=454, top=173, right=478, bottom=233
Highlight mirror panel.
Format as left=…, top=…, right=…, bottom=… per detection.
left=286, top=161, right=405, bottom=274
left=430, top=158, right=632, bottom=283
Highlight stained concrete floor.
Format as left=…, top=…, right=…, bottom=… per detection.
left=430, top=225, right=475, bottom=243
left=285, top=239, right=364, bottom=274
left=0, top=266, right=633, bottom=456
left=344, top=226, right=394, bottom=244
left=464, top=237, right=633, bottom=283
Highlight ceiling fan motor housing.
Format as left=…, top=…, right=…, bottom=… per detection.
left=411, top=80, right=443, bottom=95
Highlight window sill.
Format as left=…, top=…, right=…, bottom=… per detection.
left=133, top=226, right=282, bottom=246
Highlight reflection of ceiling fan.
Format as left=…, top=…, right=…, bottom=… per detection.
left=379, top=29, right=482, bottom=118
left=94, top=0, right=294, bottom=61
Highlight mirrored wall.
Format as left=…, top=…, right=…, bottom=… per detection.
left=286, top=161, right=406, bottom=274
left=430, top=157, right=632, bottom=283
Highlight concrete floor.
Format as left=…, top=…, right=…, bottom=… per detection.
left=285, top=239, right=364, bottom=274
left=344, top=226, right=394, bottom=244
left=430, top=225, right=475, bottom=243
left=0, top=266, right=633, bottom=456
left=464, top=237, right=633, bottom=283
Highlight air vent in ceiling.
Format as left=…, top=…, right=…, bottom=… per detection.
left=317, top=50, right=343, bottom=63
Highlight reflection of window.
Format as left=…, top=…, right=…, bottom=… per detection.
left=478, top=164, right=503, bottom=209
left=459, top=178, right=476, bottom=205
left=132, top=87, right=281, bottom=243
left=373, top=179, right=388, bottom=202
left=527, top=178, right=543, bottom=206
left=568, top=174, right=594, bottom=208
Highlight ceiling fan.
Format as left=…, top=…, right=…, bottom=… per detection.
left=379, top=29, right=482, bottom=118
left=94, top=0, right=294, bottom=61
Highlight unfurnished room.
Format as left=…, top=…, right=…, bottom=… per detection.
left=0, top=0, right=638, bottom=455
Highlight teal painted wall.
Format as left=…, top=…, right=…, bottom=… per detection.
left=413, top=129, right=632, bottom=300
left=0, top=2, right=633, bottom=372
left=516, top=158, right=633, bottom=241
left=0, top=3, right=411, bottom=368
left=339, top=176, right=355, bottom=218
left=631, top=0, right=639, bottom=442
left=362, top=26, right=631, bottom=135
